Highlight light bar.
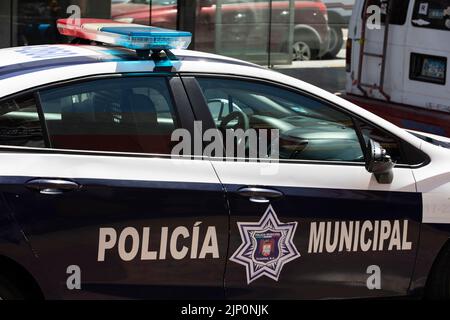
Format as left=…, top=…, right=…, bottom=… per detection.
left=57, top=18, right=192, bottom=51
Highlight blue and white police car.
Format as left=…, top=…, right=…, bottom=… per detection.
left=0, top=19, right=449, bottom=300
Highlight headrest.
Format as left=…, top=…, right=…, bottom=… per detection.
left=61, top=100, right=95, bottom=123
left=124, top=93, right=157, bottom=125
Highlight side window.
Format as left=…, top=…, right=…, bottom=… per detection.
left=197, top=78, right=365, bottom=162
left=39, top=77, right=179, bottom=154
left=412, top=0, right=450, bottom=30
left=363, top=0, right=410, bottom=25
left=0, top=95, right=45, bottom=148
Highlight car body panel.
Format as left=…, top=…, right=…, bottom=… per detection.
left=210, top=161, right=419, bottom=299
left=0, top=152, right=229, bottom=299
left=0, top=196, right=54, bottom=297
left=0, top=43, right=449, bottom=299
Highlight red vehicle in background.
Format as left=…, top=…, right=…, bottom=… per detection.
left=112, top=0, right=330, bottom=62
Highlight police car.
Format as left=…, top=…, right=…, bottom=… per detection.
left=0, top=19, right=449, bottom=300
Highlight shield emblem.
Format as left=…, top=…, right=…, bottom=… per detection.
left=253, top=230, right=281, bottom=263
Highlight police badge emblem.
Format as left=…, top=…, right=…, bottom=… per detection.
left=254, top=231, right=281, bottom=262
left=230, top=205, right=300, bottom=284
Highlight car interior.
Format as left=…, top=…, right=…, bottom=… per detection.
left=39, top=78, right=178, bottom=154
left=199, top=79, right=366, bottom=162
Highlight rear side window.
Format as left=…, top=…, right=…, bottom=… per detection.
left=0, top=95, right=45, bottom=148
left=39, top=77, right=179, bottom=154
left=412, top=0, right=450, bottom=30
left=363, top=0, right=410, bottom=25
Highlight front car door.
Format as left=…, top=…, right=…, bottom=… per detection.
left=0, top=74, right=228, bottom=299
left=191, top=75, right=425, bottom=299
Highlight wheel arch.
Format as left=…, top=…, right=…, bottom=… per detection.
left=0, top=254, right=44, bottom=299
left=424, top=237, right=450, bottom=297
left=409, top=224, right=450, bottom=297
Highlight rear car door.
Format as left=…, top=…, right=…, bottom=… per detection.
left=0, top=74, right=228, bottom=299
left=190, top=75, right=423, bottom=299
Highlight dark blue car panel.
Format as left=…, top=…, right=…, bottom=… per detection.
left=224, top=184, right=423, bottom=299
left=0, top=176, right=229, bottom=299
left=0, top=192, right=53, bottom=298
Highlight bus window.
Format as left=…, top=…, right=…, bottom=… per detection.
left=412, top=0, right=450, bottom=30
left=362, top=0, right=410, bottom=25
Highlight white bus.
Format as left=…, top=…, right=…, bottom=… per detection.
left=345, top=0, right=450, bottom=137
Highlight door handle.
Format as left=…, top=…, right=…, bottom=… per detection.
left=25, top=179, right=80, bottom=195
left=237, top=187, right=284, bottom=203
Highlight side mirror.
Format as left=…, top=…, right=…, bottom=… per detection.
left=365, top=139, right=395, bottom=184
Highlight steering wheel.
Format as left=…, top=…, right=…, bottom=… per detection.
left=219, top=111, right=250, bottom=154
left=219, top=110, right=250, bottom=132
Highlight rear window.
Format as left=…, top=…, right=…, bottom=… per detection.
left=39, top=77, right=179, bottom=154
left=0, top=95, right=44, bottom=148
left=412, top=0, right=450, bottom=30
left=363, top=0, right=410, bottom=25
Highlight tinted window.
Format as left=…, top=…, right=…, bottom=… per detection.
left=0, top=95, right=44, bottom=148
left=363, top=0, right=410, bottom=25
left=412, top=0, right=450, bottom=30
left=39, top=77, right=179, bottom=154
left=197, top=78, right=364, bottom=162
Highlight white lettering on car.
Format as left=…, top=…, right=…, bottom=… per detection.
left=97, top=223, right=220, bottom=262
left=308, top=220, right=413, bottom=254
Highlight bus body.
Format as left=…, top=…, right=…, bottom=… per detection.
left=345, top=0, right=450, bottom=137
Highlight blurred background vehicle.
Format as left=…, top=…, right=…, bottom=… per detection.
left=111, top=0, right=331, bottom=62
left=345, top=0, right=450, bottom=137
left=322, top=0, right=354, bottom=58
left=1, top=1, right=335, bottom=64
left=112, top=0, right=177, bottom=28
left=13, top=0, right=66, bottom=46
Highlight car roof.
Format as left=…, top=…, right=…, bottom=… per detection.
left=0, top=44, right=260, bottom=81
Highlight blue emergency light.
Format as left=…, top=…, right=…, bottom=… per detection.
left=57, top=19, right=192, bottom=53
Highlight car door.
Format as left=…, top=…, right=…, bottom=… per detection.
left=190, top=75, right=423, bottom=299
left=0, top=75, right=228, bottom=299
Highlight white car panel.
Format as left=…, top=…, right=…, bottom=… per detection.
left=211, top=160, right=416, bottom=193
left=0, top=151, right=219, bottom=184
